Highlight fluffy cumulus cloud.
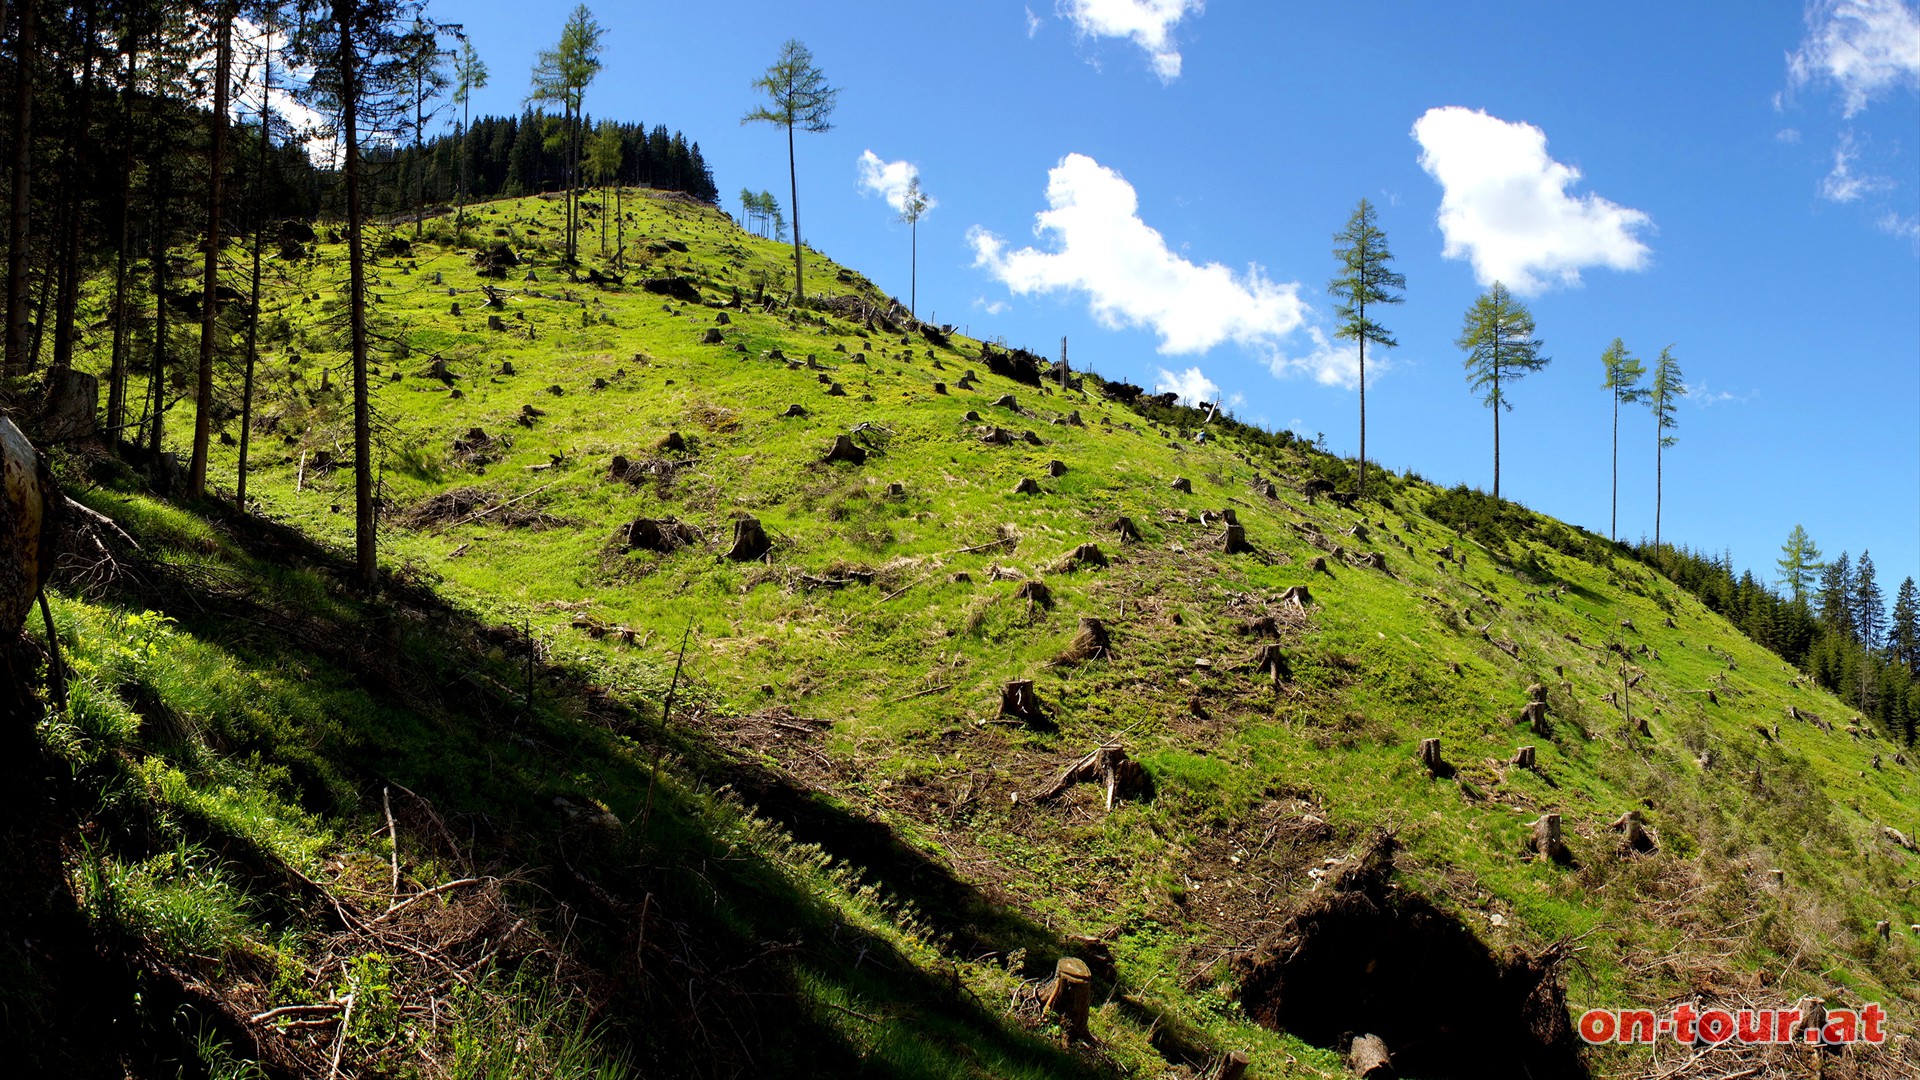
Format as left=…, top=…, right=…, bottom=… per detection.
left=1788, top=0, right=1920, bottom=117
left=1265, top=327, right=1368, bottom=391
left=1154, top=366, right=1221, bottom=406
left=1057, top=0, right=1204, bottom=82
left=856, top=151, right=934, bottom=216
left=970, top=153, right=1308, bottom=355
left=1412, top=106, right=1653, bottom=294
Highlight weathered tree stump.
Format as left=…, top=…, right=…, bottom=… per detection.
left=1055, top=617, right=1111, bottom=664
left=1278, top=584, right=1313, bottom=609
left=1216, top=1050, right=1251, bottom=1080
left=701, top=327, right=724, bottom=344
left=1015, top=579, right=1053, bottom=608
left=824, top=382, right=846, bottom=396
left=1307, top=556, right=1328, bottom=573
left=980, top=426, right=1016, bottom=446
left=992, top=393, right=1019, bottom=410
left=1520, top=700, right=1550, bottom=736
left=42, top=369, right=98, bottom=441
left=1528, top=813, right=1572, bottom=865
left=1222, top=523, right=1251, bottom=554
left=885, top=482, right=905, bottom=497
left=1633, top=716, right=1651, bottom=737
left=1789, top=998, right=1826, bottom=1043
left=1418, top=737, right=1448, bottom=777
left=1043, top=957, right=1093, bottom=1045
left=487, top=314, right=507, bottom=331
left=1512, top=745, right=1537, bottom=770
left=999, top=679, right=1045, bottom=725
left=932, top=382, right=947, bottom=394
left=1250, top=643, right=1290, bottom=685
left=1169, top=476, right=1192, bottom=493
left=1047, top=459, right=1068, bottom=477
left=2, top=418, right=59, bottom=635
left=1348, top=1034, right=1393, bottom=1079
left=822, top=434, right=867, bottom=465
left=1035, top=743, right=1149, bottom=809
left=1054, top=542, right=1107, bottom=571
left=1110, top=515, right=1141, bottom=543
left=1611, top=810, right=1658, bottom=855
left=725, top=516, right=771, bottom=562
left=623, top=516, right=700, bottom=553
left=782, top=403, right=806, bottom=418
left=1011, top=477, right=1042, bottom=495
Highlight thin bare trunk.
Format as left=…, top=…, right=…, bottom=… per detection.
left=148, top=157, right=169, bottom=462
left=189, top=8, right=235, bottom=498
left=52, top=0, right=98, bottom=374
left=237, top=29, right=272, bottom=512
left=106, top=42, right=137, bottom=437
left=335, top=0, right=376, bottom=586
left=786, top=120, right=803, bottom=302
left=5, top=0, right=38, bottom=373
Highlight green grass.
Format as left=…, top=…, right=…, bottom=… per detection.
left=36, top=189, right=1920, bottom=1077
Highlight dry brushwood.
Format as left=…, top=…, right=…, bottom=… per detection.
left=822, top=433, right=867, bottom=465
left=998, top=679, right=1046, bottom=725
left=1034, top=744, right=1151, bottom=810
left=1052, top=543, right=1107, bottom=572
left=1610, top=810, right=1658, bottom=855
left=725, top=516, right=771, bottom=562
left=1054, top=617, right=1111, bottom=664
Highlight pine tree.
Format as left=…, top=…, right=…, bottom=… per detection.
left=1854, top=551, right=1885, bottom=652
left=1455, top=282, right=1547, bottom=501
left=1600, top=338, right=1645, bottom=542
left=1891, top=576, right=1919, bottom=674
left=451, top=39, right=487, bottom=233
left=1776, top=524, right=1824, bottom=606
left=743, top=39, right=838, bottom=304
left=1647, top=345, right=1685, bottom=551
left=1329, top=198, right=1404, bottom=499
left=528, top=5, right=604, bottom=272
left=1817, top=552, right=1855, bottom=641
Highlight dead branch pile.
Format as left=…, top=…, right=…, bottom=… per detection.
left=621, top=516, right=701, bottom=553
left=1033, top=744, right=1151, bottom=810
left=399, top=487, right=553, bottom=530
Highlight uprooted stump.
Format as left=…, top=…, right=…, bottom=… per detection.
left=998, top=679, right=1047, bottom=725
left=1610, top=811, right=1658, bottom=855
left=1034, top=743, right=1151, bottom=810
left=1053, top=542, right=1108, bottom=572
left=1043, top=957, right=1093, bottom=1045
left=1236, top=839, right=1584, bottom=1080
left=1110, top=515, right=1141, bottom=543
left=1249, top=643, right=1292, bottom=685
left=822, top=433, right=867, bottom=465
left=622, top=516, right=701, bottom=553
left=725, top=516, right=771, bottom=562
left=1348, top=1034, right=1393, bottom=1079
left=1054, top=617, right=1111, bottom=664
left=1014, top=579, right=1053, bottom=608
left=1527, top=813, right=1574, bottom=867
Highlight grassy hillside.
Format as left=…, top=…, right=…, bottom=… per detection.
left=21, top=189, right=1920, bottom=1078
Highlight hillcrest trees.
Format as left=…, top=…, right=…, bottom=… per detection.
left=1648, top=345, right=1685, bottom=552
left=1456, top=282, right=1547, bottom=501
left=1600, top=337, right=1645, bottom=542
left=743, top=39, right=838, bottom=304
left=528, top=4, right=604, bottom=274
left=1329, top=198, right=1403, bottom=500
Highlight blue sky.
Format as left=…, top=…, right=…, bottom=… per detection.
left=433, top=0, right=1920, bottom=592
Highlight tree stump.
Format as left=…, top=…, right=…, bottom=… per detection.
left=1278, top=585, right=1312, bottom=609
left=999, top=679, right=1045, bottom=725
left=992, top=393, right=1018, bottom=410
left=1035, top=744, right=1149, bottom=809
left=1011, top=477, right=1042, bottom=496
left=1216, top=1051, right=1250, bottom=1080
left=782, top=403, right=806, bottom=417
left=1418, top=737, right=1448, bottom=777
left=1307, top=556, right=1328, bottom=573
left=1790, top=998, right=1826, bottom=1043
left=487, top=314, right=506, bottom=331
left=822, top=434, right=867, bottom=465
left=42, top=370, right=98, bottom=442
left=1222, top=523, right=1251, bottom=554
left=932, top=382, right=947, bottom=394
left=1768, top=868, right=1786, bottom=889
left=1110, top=515, right=1141, bottom=543
left=1875, top=920, right=1891, bottom=940
left=1043, top=957, right=1092, bottom=1045
left=1529, top=813, right=1571, bottom=865
left=1250, top=643, right=1290, bottom=685
left=725, top=516, right=771, bottom=562
left=825, top=382, right=846, bottom=396
left=1169, top=476, right=1192, bottom=493
left=1512, top=745, right=1537, bottom=770
left=1055, top=617, right=1111, bottom=664
left=1015, top=579, right=1053, bottom=608
left=450, top=302, right=461, bottom=316
left=886, top=482, right=905, bottom=497
left=1047, top=459, right=1068, bottom=477
left=1348, top=1034, right=1392, bottom=1079
left=1, top=418, right=58, bottom=635
left=1611, top=810, right=1658, bottom=855
left=1520, top=700, right=1550, bottom=736
left=701, top=327, right=723, bottom=344
left=1633, top=716, right=1651, bottom=737
left=1054, top=542, right=1107, bottom=571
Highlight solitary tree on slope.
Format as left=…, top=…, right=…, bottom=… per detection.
left=1456, top=282, right=1547, bottom=501
left=1776, top=524, right=1824, bottom=606
left=743, top=39, right=839, bottom=304
left=1600, top=337, right=1645, bottom=542
left=1329, top=198, right=1404, bottom=499
left=1647, top=345, right=1685, bottom=552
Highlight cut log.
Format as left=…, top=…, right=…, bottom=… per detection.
left=885, top=482, right=905, bottom=497
left=1418, top=737, right=1449, bottom=777
left=1528, top=812, right=1572, bottom=865
left=998, top=679, right=1046, bottom=725
left=1055, top=617, right=1111, bottom=664
left=1611, top=810, right=1658, bottom=855
left=725, top=516, right=771, bottom=562
left=1043, top=957, right=1093, bottom=1045
left=822, top=434, right=867, bottom=465
left=1348, top=1034, right=1393, bottom=1079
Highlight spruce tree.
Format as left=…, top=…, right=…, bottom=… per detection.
left=1854, top=551, right=1885, bottom=652
left=1647, top=346, right=1686, bottom=551
left=901, top=174, right=929, bottom=320
left=1891, top=577, right=1919, bottom=674
left=1776, top=524, right=1824, bottom=606
left=1329, top=198, right=1404, bottom=499
left=1817, top=552, right=1855, bottom=641
left=1455, top=282, right=1547, bottom=500
left=743, top=39, right=838, bottom=304
left=1600, top=338, right=1645, bottom=542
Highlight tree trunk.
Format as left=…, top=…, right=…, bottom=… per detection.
left=786, top=119, right=803, bottom=303
left=413, top=70, right=424, bottom=239
left=51, top=0, right=98, bottom=375
left=909, top=214, right=916, bottom=320
left=1042, top=957, right=1092, bottom=1045
left=237, top=33, right=273, bottom=513
left=105, top=40, right=138, bottom=439
left=189, top=6, right=236, bottom=499
left=5, top=0, right=37, bottom=374
left=148, top=156, right=170, bottom=462
left=335, top=0, right=376, bottom=587
left=1348, top=1034, right=1392, bottom=1079
left=1654, top=435, right=1663, bottom=552
left=1610, top=394, right=1618, bottom=542
left=1491, top=360, right=1501, bottom=500
left=1357, top=292, right=1366, bottom=499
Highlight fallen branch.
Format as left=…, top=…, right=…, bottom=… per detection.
left=432, top=476, right=566, bottom=533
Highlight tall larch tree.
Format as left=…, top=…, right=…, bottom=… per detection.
left=1600, top=337, right=1645, bottom=542
left=1455, top=282, right=1547, bottom=501
left=528, top=4, right=603, bottom=272
left=1776, top=524, right=1824, bottom=606
left=1329, top=198, right=1404, bottom=499
left=743, top=39, right=839, bottom=304
left=901, top=174, right=929, bottom=320
left=1647, top=346, right=1685, bottom=552
left=451, top=38, right=487, bottom=232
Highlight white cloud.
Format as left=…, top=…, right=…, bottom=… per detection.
left=857, top=150, right=934, bottom=217
left=1026, top=6, right=1044, bottom=37
left=1819, top=133, right=1895, bottom=201
left=970, top=153, right=1308, bottom=355
left=1057, top=0, right=1204, bottom=82
left=1154, top=365, right=1220, bottom=406
left=973, top=296, right=1010, bottom=316
left=1412, top=106, right=1654, bottom=294
left=1684, top=381, right=1757, bottom=407
left=1265, top=326, right=1370, bottom=391
left=1880, top=211, right=1920, bottom=241
left=1776, top=127, right=1804, bottom=142
left=1787, top=0, right=1920, bottom=117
